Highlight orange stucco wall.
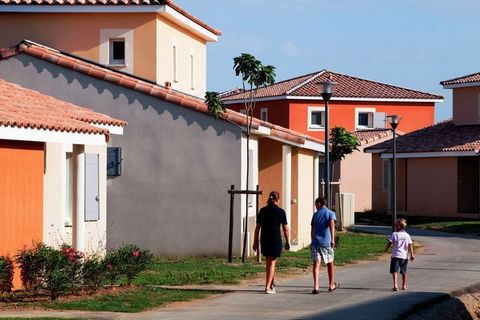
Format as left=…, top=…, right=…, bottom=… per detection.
left=0, top=13, right=157, bottom=81
left=227, top=100, right=290, bottom=129
left=228, top=99, right=434, bottom=141
left=452, top=87, right=480, bottom=126
left=258, top=138, right=283, bottom=205
left=0, top=140, right=44, bottom=287
left=288, top=100, right=434, bottom=140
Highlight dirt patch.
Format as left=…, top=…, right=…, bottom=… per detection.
left=406, top=285, right=480, bottom=320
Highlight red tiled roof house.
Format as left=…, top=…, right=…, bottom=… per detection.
left=0, top=78, right=126, bottom=287
left=366, top=72, right=480, bottom=218
left=223, top=70, right=443, bottom=214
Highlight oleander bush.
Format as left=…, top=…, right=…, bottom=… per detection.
left=0, top=256, right=14, bottom=293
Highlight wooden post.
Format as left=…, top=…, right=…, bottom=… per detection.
left=228, top=185, right=234, bottom=263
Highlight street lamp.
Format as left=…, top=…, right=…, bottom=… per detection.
left=386, top=114, right=402, bottom=231
left=316, top=79, right=338, bottom=207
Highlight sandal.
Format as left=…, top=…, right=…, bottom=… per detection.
left=393, top=287, right=399, bottom=291
left=328, top=283, right=340, bottom=292
left=311, top=289, right=319, bottom=294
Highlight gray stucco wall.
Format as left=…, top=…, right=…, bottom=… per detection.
left=0, top=55, right=243, bottom=256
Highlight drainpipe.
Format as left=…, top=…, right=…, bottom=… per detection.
left=282, top=145, right=292, bottom=234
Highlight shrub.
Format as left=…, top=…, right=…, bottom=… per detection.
left=60, top=245, right=84, bottom=293
left=82, top=255, right=106, bottom=293
left=42, top=246, right=72, bottom=300
left=0, top=256, right=14, bottom=293
left=15, top=242, right=48, bottom=291
left=103, top=251, right=122, bottom=287
left=116, top=244, right=153, bottom=285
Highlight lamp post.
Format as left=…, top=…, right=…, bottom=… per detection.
left=316, top=79, right=338, bottom=207
left=387, top=114, right=402, bottom=231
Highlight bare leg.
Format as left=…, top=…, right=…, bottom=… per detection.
left=265, top=257, right=277, bottom=291
left=392, top=272, right=398, bottom=290
left=327, top=262, right=335, bottom=289
left=402, top=273, right=407, bottom=289
left=313, top=259, right=320, bottom=290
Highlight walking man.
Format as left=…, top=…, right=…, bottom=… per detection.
left=311, top=197, right=339, bottom=294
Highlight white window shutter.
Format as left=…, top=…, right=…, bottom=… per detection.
left=85, top=153, right=100, bottom=221
left=374, top=112, right=387, bottom=129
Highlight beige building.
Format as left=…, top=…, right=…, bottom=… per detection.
left=366, top=72, right=480, bottom=218
left=0, top=0, right=220, bottom=98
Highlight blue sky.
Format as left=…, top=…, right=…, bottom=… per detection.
left=176, top=0, right=480, bottom=122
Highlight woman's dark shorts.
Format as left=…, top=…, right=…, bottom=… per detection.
left=390, top=257, right=408, bottom=274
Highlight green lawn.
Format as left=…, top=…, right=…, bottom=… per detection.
left=34, top=232, right=386, bottom=313
left=356, top=212, right=480, bottom=236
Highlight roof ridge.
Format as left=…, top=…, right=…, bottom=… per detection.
left=285, top=70, right=326, bottom=95
left=326, top=70, right=443, bottom=99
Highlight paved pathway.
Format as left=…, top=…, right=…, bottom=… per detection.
left=1, top=226, right=479, bottom=319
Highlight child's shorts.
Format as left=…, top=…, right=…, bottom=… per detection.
left=311, top=246, right=334, bottom=264
left=390, top=257, right=408, bottom=274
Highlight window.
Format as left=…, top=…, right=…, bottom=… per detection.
left=107, top=147, right=122, bottom=177
left=355, top=108, right=378, bottom=129
left=382, top=158, right=390, bottom=192
left=308, top=107, right=326, bottom=130
left=109, top=39, right=125, bottom=65
left=173, top=45, right=177, bottom=82
left=190, top=54, right=195, bottom=90
left=260, top=108, right=268, bottom=121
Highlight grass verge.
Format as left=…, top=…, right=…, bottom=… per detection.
left=22, top=232, right=385, bottom=313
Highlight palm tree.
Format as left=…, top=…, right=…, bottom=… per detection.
left=206, top=53, right=276, bottom=262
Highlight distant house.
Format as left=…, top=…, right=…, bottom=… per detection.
left=0, top=78, right=126, bottom=286
left=223, top=70, right=443, bottom=212
left=0, top=40, right=323, bottom=255
left=365, top=72, right=480, bottom=218
left=0, top=0, right=220, bottom=98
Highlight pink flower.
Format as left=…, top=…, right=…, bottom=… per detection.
left=107, top=263, right=113, bottom=270
left=133, top=249, right=139, bottom=257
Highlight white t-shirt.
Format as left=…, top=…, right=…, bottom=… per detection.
left=388, top=230, right=413, bottom=259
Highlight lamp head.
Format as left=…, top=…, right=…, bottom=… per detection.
left=386, top=114, right=402, bottom=130
left=316, top=80, right=338, bottom=102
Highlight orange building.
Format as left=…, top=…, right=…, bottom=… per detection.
left=222, top=70, right=444, bottom=213
left=0, top=0, right=220, bottom=98
left=367, top=72, right=480, bottom=218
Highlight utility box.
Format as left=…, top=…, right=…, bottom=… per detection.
left=335, top=193, right=355, bottom=229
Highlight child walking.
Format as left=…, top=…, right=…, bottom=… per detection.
left=385, top=218, right=415, bottom=291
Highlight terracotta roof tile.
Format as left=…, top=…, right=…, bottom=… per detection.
left=365, top=119, right=480, bottom=154
left=353, top=129, right=393, bottom=146
left=0, top=0, right=221, bottom=36
left=0, top=78, right=126, bottom=138
left=222, top=70, right=444, bottom=102
left=0, top=40, right=321, bottom=148
left=440, top=72, right=480, bottom=86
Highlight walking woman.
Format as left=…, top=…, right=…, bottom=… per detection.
left=253, top=191, right=290, bottom=294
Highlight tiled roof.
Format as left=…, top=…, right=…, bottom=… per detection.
left=222, top=70, right=444, bottom=102
left=440, top=72, right=480, bottom=86
left=353, top=129, right=393, bottom=146
left=0, top=78, right=126, bottom=137
left=365, top=119, right=480, bottom=154
left=0, top=40, right=321, bottom=148
left=0, top=0, right=221, bottom=36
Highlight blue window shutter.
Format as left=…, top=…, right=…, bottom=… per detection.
left=107, top=147, right=122, bottom=177
left=85, top=153, right=100, bottom=221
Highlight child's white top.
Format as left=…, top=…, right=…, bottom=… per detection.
left=388, top=230, right=413, bottom=259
